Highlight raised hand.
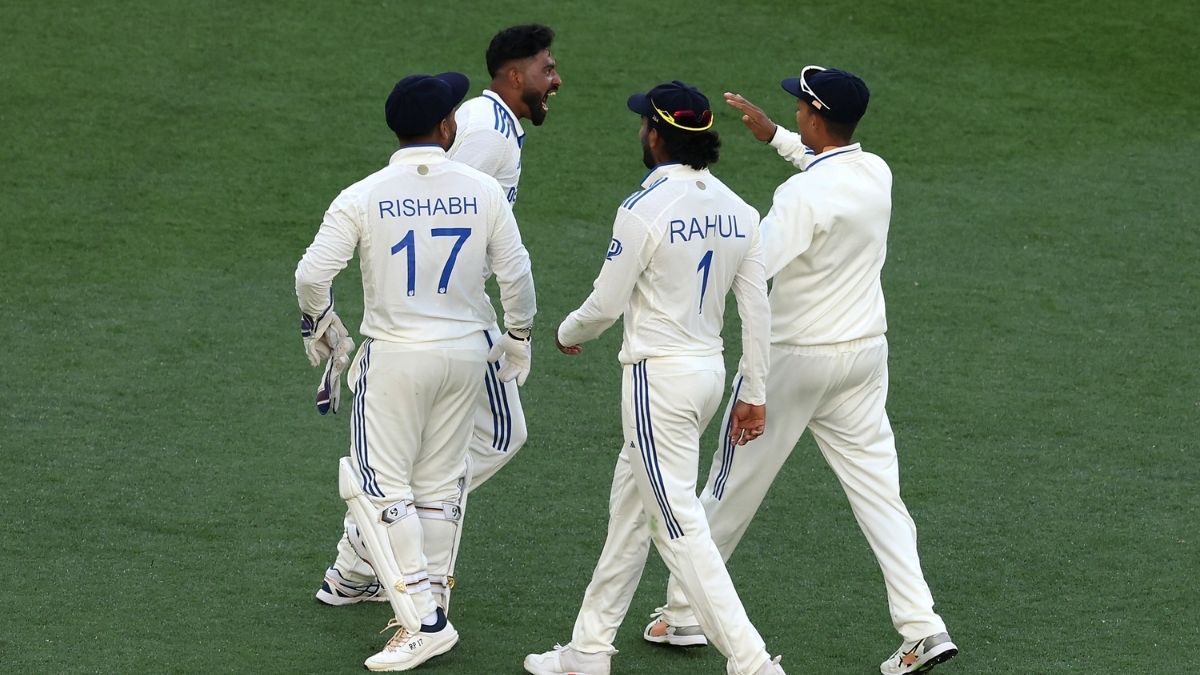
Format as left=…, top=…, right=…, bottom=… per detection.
left=724, top=92, right=778, bottom=142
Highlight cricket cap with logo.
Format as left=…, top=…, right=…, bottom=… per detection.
left=627, top=80, right=714, bottom=132
left=781, top=66, right=870, bottom=124
left=385, top=72, right=470, bottom=137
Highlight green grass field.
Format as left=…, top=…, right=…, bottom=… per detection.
left=2, top=1, right=1197, bottom=672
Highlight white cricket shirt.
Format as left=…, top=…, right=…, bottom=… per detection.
left=448, top=90, right=524, bottom=204
left=558, top=163, right=770, bottom=404
left=295, top=145, right=536, bottom=345
left=761, top=129, right=892, bottom=347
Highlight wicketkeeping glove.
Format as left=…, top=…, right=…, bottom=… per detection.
left=487, top=330, right=532, bottom=386
left=316, top=331, right=355, bottom=415
left=301, top=308, right=349, bottom=367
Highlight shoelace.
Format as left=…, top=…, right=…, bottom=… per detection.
left=381, top=618, right=412, bottom=652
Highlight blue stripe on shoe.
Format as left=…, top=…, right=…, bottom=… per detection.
left=712, top=376, right=743, bottom=500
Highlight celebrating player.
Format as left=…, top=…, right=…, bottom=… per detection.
left=448, top=22, right=560, bottom=487
left=643, top=66, right=958, bottom=675
left=315, top=23, right=560, bottom=610
left=295, top=72, right=536, bottom=671
left=524, top=81, right=785, bottom=675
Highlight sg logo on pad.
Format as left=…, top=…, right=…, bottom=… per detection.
left=606, top=239, right=623, bottom=260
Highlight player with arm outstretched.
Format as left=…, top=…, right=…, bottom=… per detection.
left=644, top=66, right=958, bottom=675
left=316, top=24, right=561, bottom=611
left=523, top=81, right=785, bottom=675
left=295, top=72, right=536, bottom=671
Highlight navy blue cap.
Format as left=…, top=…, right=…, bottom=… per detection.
left=627, top=80, right=714, bottom=132
left=781, top=66, right=869, bottom=124
left=385, top=72, right=470, bottom=137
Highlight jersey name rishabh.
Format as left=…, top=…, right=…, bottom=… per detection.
left=377, top=196, right=481, bottom=218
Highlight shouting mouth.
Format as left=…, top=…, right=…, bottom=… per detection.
left=541, top=89, right=557, bottom=113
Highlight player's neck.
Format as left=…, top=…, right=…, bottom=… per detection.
left=488, top=81, right=521, bottom=115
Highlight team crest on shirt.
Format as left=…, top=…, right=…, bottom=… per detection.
left=606, top=238, right=623, bottom=260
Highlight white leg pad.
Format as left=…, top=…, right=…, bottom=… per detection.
left=338, top=457, right=424, bottom=631
left=415, top=473, right=468, bottom=612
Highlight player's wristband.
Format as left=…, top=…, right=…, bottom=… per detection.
left=506, top=327, right=532, bottom=342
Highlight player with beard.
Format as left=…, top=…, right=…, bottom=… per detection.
left=314, top=24, right=560, bottom=612
left=524, top=80, right=784, bottom=675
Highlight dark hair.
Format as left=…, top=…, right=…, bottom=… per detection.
left=653, top=122, right=720, bottom=170
left=486, top=24, right=555, bottom=77
left=814, top=109, right=858, bottom=142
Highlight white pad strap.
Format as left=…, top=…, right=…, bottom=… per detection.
left=415, top=501, right=462, bottom=522
left=338, top=457, right=423, bottom=631
left=412, top=470, right=469, bottom=612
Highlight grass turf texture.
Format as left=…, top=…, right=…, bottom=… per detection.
left=2, top=0, right=1197, bottom=672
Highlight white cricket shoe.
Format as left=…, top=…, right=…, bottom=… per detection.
left=755, top=655, right=786, bottom=674
left=523, top=644, right=612, bottom=675
left=364, top=618, right=459, bottom=672
left=880, top=632, right=958, bottom=674
left=642, top=609, right=708, bottom=647
left=315, top=567, right=387, bottom=606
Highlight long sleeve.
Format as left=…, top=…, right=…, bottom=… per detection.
left=731, top=225, right=770, bottom=404
left=768, top=126, right=816, bottom=170
left=558, top=208, right=654, bottom=346
left=759, top=178, right=819, bottom=279
left=486, top=195, right=537, bottom=330
left=295, top=190, right=360, bottom=317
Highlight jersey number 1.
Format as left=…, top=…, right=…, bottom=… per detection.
left=390, top=228, right=472, bottom=296
left=696, top=249, right=713, bottom=314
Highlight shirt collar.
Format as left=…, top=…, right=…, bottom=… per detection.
left=805, top=143, right=862, bottom=171
left=389, top=145, right=448, bottom=165
left=482, top=89, right=525, bottom=140
left=640, top=162, right=706, bottom=188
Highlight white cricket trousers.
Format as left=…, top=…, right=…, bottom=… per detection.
left=570, top=356, right=774, bottom=675
left=468, top=325, right=528, bottom=487
left=329, top=328, right=520, bottom=590
left=661, top=336, right=947, bottom=641
left=337, top=337, right=483, bottom=618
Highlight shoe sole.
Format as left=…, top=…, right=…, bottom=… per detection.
left=522, top=655, right=604, bottom=675
left=365, top=631, right=459, bottom=672
left=910, top=644, right=958, bottom=673
left=643, top=632, right=708, bottom=647
left=315, top=590, right=386, bottom=606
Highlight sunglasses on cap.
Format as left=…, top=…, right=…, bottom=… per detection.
left=799, top=65, right=832, bottom=112
left=651, top=99, right=714, bottom=132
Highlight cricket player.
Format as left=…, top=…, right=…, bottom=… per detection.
left=449, top=22, right=560, bottom=488
left=642, top=66, right=958, bottom=675
left=315, top=24, right=560, bottom=609
left=296, top=71, right=536, bottom=671
left=524, top=81, right=785, bottom=675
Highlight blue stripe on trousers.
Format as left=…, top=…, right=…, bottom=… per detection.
left=481, top=329, right=510, bottom=452
left=634, top=362, right=682, bottom=539
left=712, top=376, right=743, bottom=500
left=353, top=339, right=384, bottom=497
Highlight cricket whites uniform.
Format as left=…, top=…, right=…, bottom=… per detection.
left=556, top=163, right=777, bottom=675
left=658, top=130, right=948, bottom=643
left=448, top=90, right=530, bottom=488
left=324, top=91, right=532, bottom=597
left=297, top=145, right=536, bottom=617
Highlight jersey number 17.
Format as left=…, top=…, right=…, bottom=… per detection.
left=390, top=228, right=472, bottom=296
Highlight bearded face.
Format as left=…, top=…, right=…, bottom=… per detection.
left=640, top=119, right=656, bottom=169
left=518, top=49, right=560, bottom=127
